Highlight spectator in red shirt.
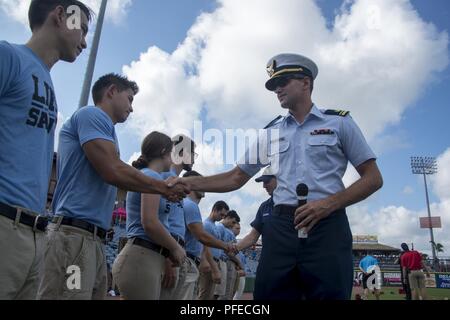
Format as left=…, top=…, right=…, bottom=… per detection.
left=400, top=246, right=431, bottom=300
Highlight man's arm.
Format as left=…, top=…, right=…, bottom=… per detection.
left=402, top=266, right=408, bottom=283
left=188, top=222, right=234, bottom=253
left=421, top=257, right=431, bottom=276
left=83, top=139, right=189, bottom=200
left=236, top=228, right=260, bottom=251
left=229, top=254, right=244, bottom=271
left=359, top=261, right=365, bottom=274
left=202, top=247, right=221, bottom=284
left=295, top=159, right=383, bottom=232
left=181, top=166, right=251, bottom=193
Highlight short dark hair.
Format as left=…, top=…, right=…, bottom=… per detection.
left=92, top=73, right=139, bottom=105
left=212, top=201, right=229, bottom=212
left=183, top=170, right=202, bottom=178
left=226, top=210, right=240, bottom=223
left=28, top=0, right=93, bottom=31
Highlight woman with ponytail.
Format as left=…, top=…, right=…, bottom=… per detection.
left=112, top=131, right=186, bottom=299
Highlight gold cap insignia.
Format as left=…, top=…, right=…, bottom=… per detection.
left=266, top=59, right=276, bottom=77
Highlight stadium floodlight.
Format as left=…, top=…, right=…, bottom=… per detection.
left=78, top=0, right=107, bottom=109
left=411, top=156, right=439, bottom=271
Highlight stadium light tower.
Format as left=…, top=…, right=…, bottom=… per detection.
left=410, top=156, right=439, bottom=270
left=78, top=0, right=107, bottom=109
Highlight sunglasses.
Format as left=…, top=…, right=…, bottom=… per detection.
left=270, top=75, right=305, bottom=91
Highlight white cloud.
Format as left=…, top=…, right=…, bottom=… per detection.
left=118, top=0, right=449, bottom=252
left=0, top=0, right=132, bottom=26
left=126, top=152, right=140, bottom=166
left=432, top=148, right=450, bottom=200
left=122, top=0, right=448, bottom=157
left=348, top=147, right=450, bottom=256
left=122, top=46, right=203, bottom=139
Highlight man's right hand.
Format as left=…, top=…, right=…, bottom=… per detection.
left=162, top=259, right=177, bottom=289
left=224, top=242, right=238, bottom=256
left=164, top=177, right=190, bottom=202
left=199, top=260, right=211, bottom=274
left=169, top=246, right=186, bottom=267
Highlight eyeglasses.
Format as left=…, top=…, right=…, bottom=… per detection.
left=270, top=75, right=305, bottom=91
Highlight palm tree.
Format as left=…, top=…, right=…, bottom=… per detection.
left=431, top=241, right=444, bottom=257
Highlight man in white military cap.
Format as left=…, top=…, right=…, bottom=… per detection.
left=179, top=53, right=383, bottom=300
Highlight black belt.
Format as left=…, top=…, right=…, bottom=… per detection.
left=274, top=205, right=346, bottom=216
left=273, top=204, right=297, bottom=215
left=171, top=233, right=185, bottom=247
left=131, top=237, right=170, bottom=258
left=220, top=256, right=229, bottom=262
left=52, top=216, right=106, bottom=240
left=187, top=253, right=201, bottom=266
left=213, top=257, right=220, bottom=263
left=0, top=202, right=48, bottom=232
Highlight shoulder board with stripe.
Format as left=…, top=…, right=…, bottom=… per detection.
left=323, top=109, right=350, bottom=117
left=264, top=115, right=283, bottom=129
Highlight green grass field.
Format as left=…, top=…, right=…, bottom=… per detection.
left=352, top=286, right=450, bottom=300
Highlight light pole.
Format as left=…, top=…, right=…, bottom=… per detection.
left=78, top=0, right=107, bottom=109
left=410, top=156, right=439, bottom=270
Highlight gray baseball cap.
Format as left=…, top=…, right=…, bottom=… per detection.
left=255, top=166, right=276, bottom=183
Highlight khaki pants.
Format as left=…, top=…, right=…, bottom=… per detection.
left=37, top=222, right=107, bottom=300
left=218, top=260, right=237, bottom=300
left=197, top=260, right=220, bottom=300
left=0, top=214, right=47, bottom=300
left=409, top=270, right=426, bottom=290
left=214, top=259, right=228, bottom=297
left=233, top=277, right=246, bottom=300
left=112, top=239, right=165, bottom=300
left=160, top=264, right=180, bottom=300
left=173, top=257, right=199, bottom=300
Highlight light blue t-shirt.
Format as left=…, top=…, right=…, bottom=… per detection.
left=203, top=218, right=221, bottom=259
left=183, top=197, right=203, bottom=258
left=53, top=107, right=118, bottom=230
left=0, top=41, right=57, bottom=214
left=359, top=255, right=379, bottom=273
left=126, top=168, right=170, bottom=243
left=161, top=170, right=185, bottom=240
left=217, top=222, right=235, bottom=259
left=238, top=104, right=376, bottom=206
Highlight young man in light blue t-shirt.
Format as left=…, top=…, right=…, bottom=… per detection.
left=0, top=0, right=92, bottom=300
left=160, top=134, right=197, bottom=300
left=37, top=74, right=189, bottom=300
left=171, top=171, right=235, bottom=300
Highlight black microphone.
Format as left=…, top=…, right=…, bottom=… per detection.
left=296, top=183, right=309, bottom=238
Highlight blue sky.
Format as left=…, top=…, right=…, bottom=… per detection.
left=1, top=0, right=449, bottom=254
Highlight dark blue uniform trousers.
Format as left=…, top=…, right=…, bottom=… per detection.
left=254, top=207, right=353, bottom=300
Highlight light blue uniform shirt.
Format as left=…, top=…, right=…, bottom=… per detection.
left=217, top=223, right=235, bottom=259
left=183, top=197, right=203, bottom=258
left=203, top=218, right=221, bottom=259
left=126, top=168, right=169, bottom=243
left=53, top=107, right=118, bottom=230
left=359, top=255, right=379, bottom=273
left=238, top=104, right=376, bottom=206
left=0, top=41, right=57, bottom=214
left=161, top=170, right=185, bottom=240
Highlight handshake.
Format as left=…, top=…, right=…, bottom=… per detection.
left=163, top=176, right=191, bottom=202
